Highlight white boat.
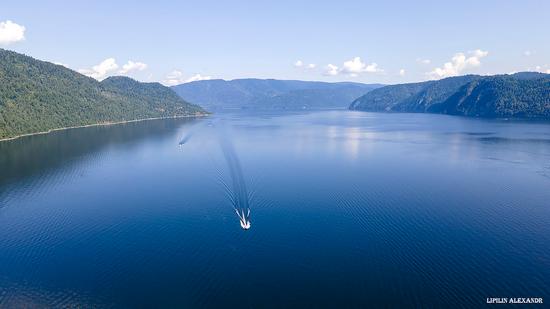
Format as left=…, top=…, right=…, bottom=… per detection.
left=236, top=208, right=251, bottom=230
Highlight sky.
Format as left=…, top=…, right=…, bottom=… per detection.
left=1, top=0, right=549, bottom=85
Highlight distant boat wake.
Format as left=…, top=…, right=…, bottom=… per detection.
left=178, top=121, right=210, bottom=145
left=179, top=119, right=252, bottom=230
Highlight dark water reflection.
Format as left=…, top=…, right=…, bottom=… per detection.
left=0, top=118, right=198, bottom=193
left=0, top=111, right=549, bottom=308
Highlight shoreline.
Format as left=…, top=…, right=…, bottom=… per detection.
left=0, top=113, right=210, bottom=142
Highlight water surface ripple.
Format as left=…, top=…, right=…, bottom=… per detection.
left=0, top=111, right=548, bottom=308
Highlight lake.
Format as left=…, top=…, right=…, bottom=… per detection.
left=0, top=111, right=549, bottom=307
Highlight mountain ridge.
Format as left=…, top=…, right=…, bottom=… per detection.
left=172, top=78, right=383, bottom=110
left=0, top=49, right=205, bottom=140
left=350, top=73, right=550, bottom=118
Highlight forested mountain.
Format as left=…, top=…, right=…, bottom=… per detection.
left=349, top=75, right=480, bottom=112
left=350, top=73, right=550, bottom=118
left=0, top=49, right=205, bottom=139
left=172, top=79, right=382, bottom=110
left=431, top=75, right=550, bottom=117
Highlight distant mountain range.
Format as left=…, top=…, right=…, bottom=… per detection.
left=172, top=79, right=383, bottom=110
left=2, top=48, right=549, bottom=141
left=0, top=49, right=205, bottom=140
left=350, top=72, right=550, bottom=118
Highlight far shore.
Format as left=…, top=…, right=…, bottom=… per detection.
left=0, top=113, right=210, bottom=142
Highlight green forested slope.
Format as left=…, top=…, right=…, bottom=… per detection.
left=0, top=49, right=205, bottom=139
left=431, top=76, right=550, bottom=117
left=350, top=73, right=550, bottom=118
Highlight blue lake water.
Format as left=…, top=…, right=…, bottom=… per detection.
left=0, top=111, right=549, bottom=307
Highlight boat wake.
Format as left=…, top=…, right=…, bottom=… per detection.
left=179, top=119, right=252, bottom=230
left=179, top=121, right=210, bottom=145
left=217, top=128, right=252, bottom=230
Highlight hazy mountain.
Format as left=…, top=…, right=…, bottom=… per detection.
left=350, top=73, right=550, bottom=118
left=0, top=49, right=205, bottom=139
left=172, top=79, right=382, bottom=110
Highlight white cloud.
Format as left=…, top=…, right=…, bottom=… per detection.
left=325, top=57, right=383, bottom=77
left=428, top=49, right=488, bottom=79
left=471, top=49, right=489, bottom=59
left=78, top=58, right=119, bottom=80
left=534, top=66, right=550, bottom=74
left=366, top=63, right=381, bottom=73
left=399, top=69, right=406, bottom=76
left=78, top=58, right=148, bottom=80
left=119, top=60, right=147, bottom=74
left=53, top=62, right=69, bottom=68
left=185, top=73, right=212, bottom=83
left=294, top=60, right=316, bottom=70
left=163, top=71, right=212, bottom=86
left=342, top=57, right=382, bottom=75
left=416, top=58, right=431, bottom=64
left=325, top=64, right=339, bottom=76
left=0, top=20, right=25, bottom=45
left=524, top=50, right=532, bottom=57
left=163, top=70, right=185, bottom=85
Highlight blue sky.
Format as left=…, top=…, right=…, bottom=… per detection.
left=1, top=0, right=549, bottom=85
